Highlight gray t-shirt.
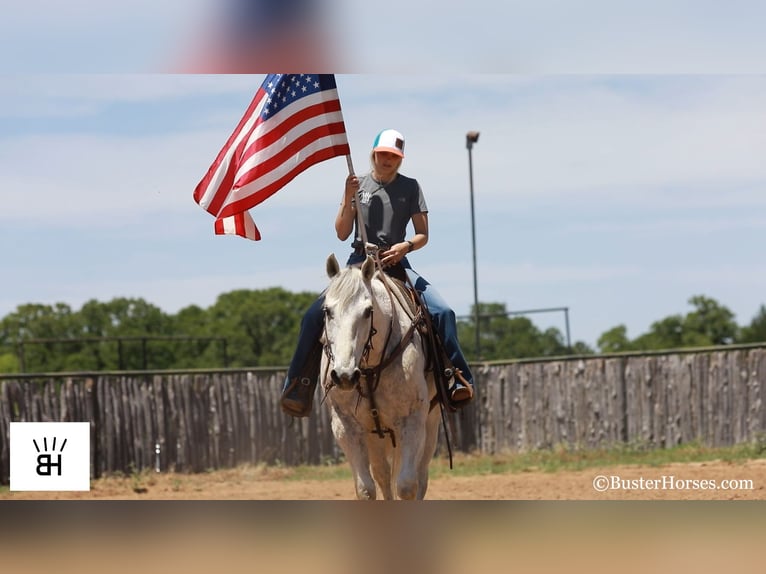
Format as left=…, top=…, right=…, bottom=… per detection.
left=354, top=173, right=428, bottom=247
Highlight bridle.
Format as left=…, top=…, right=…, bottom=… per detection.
left=321, top=252, right=423, bottom=447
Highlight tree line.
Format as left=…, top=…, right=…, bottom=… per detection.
left=1, top=291, right=764, bottom=374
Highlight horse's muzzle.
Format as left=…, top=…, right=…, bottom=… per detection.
left=330, top=367, right=361, bottom=390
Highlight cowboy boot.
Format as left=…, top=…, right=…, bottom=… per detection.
left=280, top=340, right=323, bottom=417
left=430, top=331, right=474, bottom=410
left=448, top=369, right=474, bottom=410
left=280, top=376, right=317, bottom=417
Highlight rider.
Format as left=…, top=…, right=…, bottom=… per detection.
left=280, top=129, right=474, bottom=417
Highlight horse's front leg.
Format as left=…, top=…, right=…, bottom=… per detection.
left=393, top=412, right=429, bottom=500
left=417, top=405, right=441, bottom=499
left=331, top=414, right=377, bottom=500
left=367, top=434, right=394, bottom=500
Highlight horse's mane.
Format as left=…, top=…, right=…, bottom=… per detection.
left=327, top=267, right=417, bottom=319
left=326, top=266, right=370, bottom=308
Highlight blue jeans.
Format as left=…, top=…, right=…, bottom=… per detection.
left=285, top=294, right=326, bottom=383
left=284, top=255, right=474, bottom=389
left=403, top=264, right=474, bottom=388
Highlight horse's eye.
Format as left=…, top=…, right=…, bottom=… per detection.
left=363, top=306, right=372, bottom=318
left=322, top=306, right=333, bottom=319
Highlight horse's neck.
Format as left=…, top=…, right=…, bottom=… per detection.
left=369, top=276, right=410, bottom=360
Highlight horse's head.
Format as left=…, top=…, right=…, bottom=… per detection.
left=322, top=254, right=377, bottom=391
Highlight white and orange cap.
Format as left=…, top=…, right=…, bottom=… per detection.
left=372, top=129, right=405, bottom=158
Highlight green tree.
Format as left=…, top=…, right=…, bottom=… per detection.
left=458, top=302, right=576, bottom=361
left=683, top=295, right=738, bottom=345
left=597, top=295, right=739, bottom=352
left=75, top=298, right=175, bottom=370
left=597, top=325, right=633, bottom=353
left=739, top=305, right=766, bottom=344
left=0, top=303, right=82, bottom=372
left=570, top=341, right=594, bottom=355
left=0, top=352, right=19, bottom=373
left=65, top=299, right=118, bottom=370
left=208, top=288, right=318, bottom=367
left=172, top=304, right=223, bottom=368
left=633, top=315, right=685, bottom=350
left=2, top=290, right=756, bottom=374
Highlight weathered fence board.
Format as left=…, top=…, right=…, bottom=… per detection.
left=1, top=345, right=765, bottom=484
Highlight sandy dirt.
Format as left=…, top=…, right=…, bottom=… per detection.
left=4, top=456, right=765, bottom=500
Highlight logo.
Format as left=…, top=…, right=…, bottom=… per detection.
left=10, top=422, right=91, bottom=491
left=34, top=436, right=67, bottom=476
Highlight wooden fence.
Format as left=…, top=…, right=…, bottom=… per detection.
left=1, top=344, right=765, bottom=484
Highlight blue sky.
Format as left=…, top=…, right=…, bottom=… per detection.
left=1, top=2, right=765, bottom=349
left=2, top=74, right=764, bottom=349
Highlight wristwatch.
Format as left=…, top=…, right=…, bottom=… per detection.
left=406, top=240, right=414, bottom=252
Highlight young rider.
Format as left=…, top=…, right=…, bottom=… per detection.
left=281, top=129, right=474, bottom=417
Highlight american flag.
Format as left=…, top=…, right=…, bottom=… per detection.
left=193, top=74, right=350, bottom=240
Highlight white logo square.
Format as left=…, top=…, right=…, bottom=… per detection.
left=10, top=422, right=91, bottom=491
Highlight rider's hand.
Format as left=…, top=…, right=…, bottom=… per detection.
left=344, top=175, right=359, bottom=202
left=380, top=243, right=408, bottom=267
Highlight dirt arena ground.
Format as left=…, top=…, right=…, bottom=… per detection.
left=4, top=456, right=765, bottom=500
left=5, top=458, right=766, bottom=574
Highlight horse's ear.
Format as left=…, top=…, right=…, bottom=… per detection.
left=326, top=253, right=340, bottom=278
left=361, top=255, right=375, bottom=281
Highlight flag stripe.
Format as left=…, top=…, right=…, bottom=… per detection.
left=234, top=109, right=346, bottom=189
left=193, top=74, right=350, bottom=242
left=219, top=140, right=351, bottom=219
left=193, top=87, right=269, bottom=210
left=224, top=123, right=347, bottom=208
left=243, top=97, right=343, bottom=155
left=212, top=97, right=346, bottom=216
left=214, top=211, right=262, bottom=240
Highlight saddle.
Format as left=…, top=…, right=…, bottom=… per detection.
left=375, top=270, right=470, bottom=413
left=289, top=261, right=469, bottom=417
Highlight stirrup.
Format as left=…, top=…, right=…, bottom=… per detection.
left=448, top=369, right=474, bottom=410
left=449, top=385, right=473, bottom=408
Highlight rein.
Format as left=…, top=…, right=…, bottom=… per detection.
left=323, top=247, right=424, bottom=448
left=357, top=304, right=423, bottom=447
left=356, top=248, right=456, bottom=467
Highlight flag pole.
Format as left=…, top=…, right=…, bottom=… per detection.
left=346, top=154, right=370, bottom=248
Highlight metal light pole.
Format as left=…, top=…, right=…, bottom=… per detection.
left=466, top=131, right=480, bottom=359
